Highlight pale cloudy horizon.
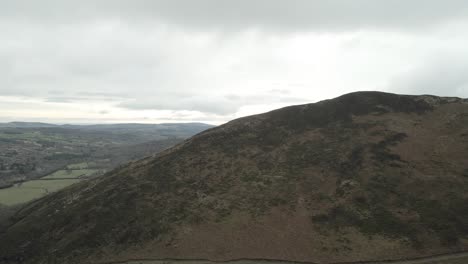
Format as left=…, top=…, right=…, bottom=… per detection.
left=1, top=0, right=468, bottom=125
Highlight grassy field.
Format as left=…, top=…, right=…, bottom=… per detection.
left=0, top=130, right=65, bottom=142
left=67, top=162, right=90, bottom=169
left=0, top=179, right=79, bottom=206
left=42, top=168, right=99, bottom=179
left=0, top=164, right=99, bottom=206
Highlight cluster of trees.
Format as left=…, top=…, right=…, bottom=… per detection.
left=0, top=159, right=37, bottom=174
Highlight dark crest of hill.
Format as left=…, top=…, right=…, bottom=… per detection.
left=1, top=91, right=468, bottom=264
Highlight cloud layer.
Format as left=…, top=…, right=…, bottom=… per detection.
left=3, top=0, right=468, bottom=31
left=0, top=1, right=467, bottom=124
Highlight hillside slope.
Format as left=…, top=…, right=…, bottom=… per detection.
left=1, top=92, right=468, bottom=264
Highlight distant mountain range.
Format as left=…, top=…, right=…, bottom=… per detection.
left=0, top=121, right=213, bottom=131
left=0, top=122, right=59, bottom=128
left=1, top=92, right=468, bottom=264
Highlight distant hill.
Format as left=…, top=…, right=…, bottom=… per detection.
left=0, top=122, right=59, bottom=128
left=1, top=92, right=468, bottom=264
left=65, top=123, right=215, bottom=140
left=0, top=122, right=213, bottom=137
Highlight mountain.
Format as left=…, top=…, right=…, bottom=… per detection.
left=1, top=92, right=468, bottom=264
left=0, top=122, right=59, bottom=128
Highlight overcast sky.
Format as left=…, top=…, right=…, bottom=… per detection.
left=1, top=0, right=468, bottom=124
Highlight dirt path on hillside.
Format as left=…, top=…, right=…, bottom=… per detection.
left=99, top=251, right=468, bottom=264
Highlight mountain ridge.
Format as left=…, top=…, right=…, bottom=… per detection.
left=1, top=91, right=468, bottom=264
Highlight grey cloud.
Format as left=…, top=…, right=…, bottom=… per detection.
left=119, top=93, right=308, bottom=115
left=0, top=22, right=175, bottom=98
left=225, top=94, right=242, bottom=101
left=1, top=1, right=468, bottom=31
left=119, top=97, right=242, bottom=115
left=44, top=97, right=73, bottom=103
left=389, top=58, right=468, bottom=98
left=44, top=95, right=120, bottom=103
left=269, top=89, right=291, bottom=95
left=1, top=0, right=467, bottom=123
left=76, top=92, right=128, bottom=98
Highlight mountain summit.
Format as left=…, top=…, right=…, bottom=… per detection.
left=1, top=92, right=468, bottom=264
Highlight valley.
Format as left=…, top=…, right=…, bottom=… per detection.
left=0, top=122, right=213, bottom=224
left=0, top=122, right=213, bottom=187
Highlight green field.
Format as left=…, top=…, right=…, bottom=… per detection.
left=0, top=165, right=98, bottom=206
left=0, top=179, right=79, bottom=206
left=67, top=162, right=90, bottom=169
left=0, top=164, right=100, bottom=206
left=42, top=168, right=99, bottom=179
